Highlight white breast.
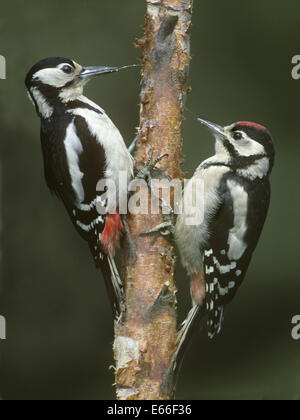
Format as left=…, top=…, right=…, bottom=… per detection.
left=175, top=162, right=230, bottom=275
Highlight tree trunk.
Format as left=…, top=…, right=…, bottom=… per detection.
left=114, top=0, right=193, bottom=400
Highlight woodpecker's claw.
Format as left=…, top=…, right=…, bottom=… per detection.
left=135, top=150, right=169, bottom=182
left=143, top=220, right=175, bottom=236
left=136, top=150, right=176, bottom=237
left=151, top=152, right=169, bottom=170
left=135, top=150, right=176, bottom=237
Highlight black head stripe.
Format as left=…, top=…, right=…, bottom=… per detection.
left=68, top=100, right=103, bottom=115
left=223, top=138, right=238, bottom=158
left=233, top=124, right=269, bottom=140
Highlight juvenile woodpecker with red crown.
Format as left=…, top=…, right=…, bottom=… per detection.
left=175, top=117, right=275, bottom=339
left=25, top=57, right=135, bottom=316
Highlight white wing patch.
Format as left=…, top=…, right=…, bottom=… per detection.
left=205, top=249, right=213, bottom=257
left=205, top=266, right=215, bottom=275
left=69, top=105, right=134, bottom=212
left=76, top=196, right=107, bottom=212
left=69, top=105, right=134, bottom=179
left=76, top=215, right=104, bottom=232
left=64, top=121, right=85, bottom=204
left=213, top=256, right=237, bottom=274
left=227, top=179, right=248, bottom=260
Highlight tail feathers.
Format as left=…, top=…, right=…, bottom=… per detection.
left=172, top=305, right=205, bottom=375
left=107, top=256, right=123, bottom=303
left=98, top=256, right=123, bottom=318
left=177, top=306, right=203, bottom=347
left=207, top=302, right=224, bottom=339
left=162, top=305, right=205, bottom=395
left=205, top=277, right=225, bottom=339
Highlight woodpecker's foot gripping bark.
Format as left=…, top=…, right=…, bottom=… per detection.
left=135, top=150, right=175, bottom=237
left=144, top=218, right=175, bottom=236
left=143, top=218, right=175, bottom=236
left=143, top=196, right=175, bottom=237
left=135, top=149, right=169, bottom=183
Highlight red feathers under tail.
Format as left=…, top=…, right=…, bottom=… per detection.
left=100, top=214, right=125, bottom=257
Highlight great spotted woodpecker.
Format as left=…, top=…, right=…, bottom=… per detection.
left=175, top=118, right=275, bottom=339
left=25, top=57, right=135, bottom=317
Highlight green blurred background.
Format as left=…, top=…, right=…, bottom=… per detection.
left=0, top=0, right=299, bottom=400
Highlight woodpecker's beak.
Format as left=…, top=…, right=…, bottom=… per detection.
left=79, top=66, right=119, bottom=79
left=197, top=118, right=226, bottom=139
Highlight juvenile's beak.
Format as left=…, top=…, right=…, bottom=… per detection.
left=79, top=66, right=119, bottom=79
left=197, top=118, right=226, bottom=139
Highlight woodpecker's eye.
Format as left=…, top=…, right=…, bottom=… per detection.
left=62, top=65, right=73, bottom=74
left=233, top=132, right=243, bottom=141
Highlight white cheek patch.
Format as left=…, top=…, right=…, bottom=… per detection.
left=224, top=125, right=266, bottom=157
left=33, top=67, right=73, bottom=88
left=227, top=179, right=248, bottom=260
left=234, top=137, right=265, bottom=157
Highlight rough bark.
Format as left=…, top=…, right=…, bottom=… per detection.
left=114, top=0, right=193, bottom=400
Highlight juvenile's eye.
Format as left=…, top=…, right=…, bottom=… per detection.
left=233, top=132, right=243, bottom=141
left=62, top=65, right=73, bottom=74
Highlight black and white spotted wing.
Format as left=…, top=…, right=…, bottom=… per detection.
left=204, top=173, right=271, bottom=339
left=41, top=114, right=106, bottom=246
left=40, top=112, right=121, bottom=315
